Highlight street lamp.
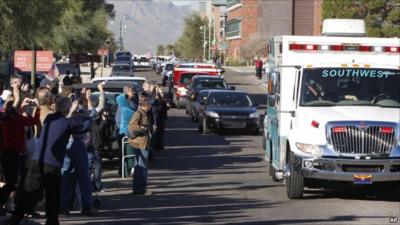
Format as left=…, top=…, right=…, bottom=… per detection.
left=200, top=26, right=207, bottom=62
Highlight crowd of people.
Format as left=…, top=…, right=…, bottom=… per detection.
left=0, top=72, right=168, bottom=225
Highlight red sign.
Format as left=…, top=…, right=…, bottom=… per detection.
left=14, top=51, right=53, bottom=72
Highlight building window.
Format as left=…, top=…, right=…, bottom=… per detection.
left=225, top=19, right=241, bottom=38
left=227, top=0, right=241, bottom=9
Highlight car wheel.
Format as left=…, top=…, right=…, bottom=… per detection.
left=286, top=152, right=304, bottom=199
left=203, top=118, right=210, bottom=135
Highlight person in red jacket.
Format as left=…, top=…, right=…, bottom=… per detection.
left=0, top=98, right=40, bottom=209
left=255, top=57, right=263, bottom=80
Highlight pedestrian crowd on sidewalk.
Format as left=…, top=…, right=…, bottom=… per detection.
left=0, top=71, right=168, bottom=225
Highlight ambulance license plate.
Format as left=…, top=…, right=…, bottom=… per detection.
left=353, top=174, right=373, bottom=184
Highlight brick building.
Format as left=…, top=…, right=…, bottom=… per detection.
left=257, top=0, right=292, bottom=42
left=225, top=0, right=258, bottom=62
left=293, top=0, right=323, bottom=35
left=222, top=0, right=323, bottom=62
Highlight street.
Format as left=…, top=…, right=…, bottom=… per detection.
left=6, top=68, right=397, bottom=225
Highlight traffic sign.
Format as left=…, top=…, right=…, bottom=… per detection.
left=14, top=51, right=53, bottom=72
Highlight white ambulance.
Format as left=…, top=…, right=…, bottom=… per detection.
left=263, top=19, right=400, bottom=199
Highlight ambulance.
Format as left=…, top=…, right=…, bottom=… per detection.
left=263, top=19, right=400, bottom=199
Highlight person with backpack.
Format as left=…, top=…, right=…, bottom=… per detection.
left=116, top=85, right=138, bottom=176
left=127, top=97, right=152, bottom=195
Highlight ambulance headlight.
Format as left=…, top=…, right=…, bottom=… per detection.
left=295, top=143, right=322, bottom=155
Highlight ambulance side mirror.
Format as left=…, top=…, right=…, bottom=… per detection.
left=268, top=71, right=280, bottom=95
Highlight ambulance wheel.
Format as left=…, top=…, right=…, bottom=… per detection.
left=286, top=152, right=304, bottom=199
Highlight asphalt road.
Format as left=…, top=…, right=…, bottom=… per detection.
left=4, top=68, right=399, bottom=225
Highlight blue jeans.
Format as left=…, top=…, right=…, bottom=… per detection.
left=88, top=148, right=102, bottom=191
left=132, top=148, right=148, bottom=193
left=60, top=140, right=93, bottom=210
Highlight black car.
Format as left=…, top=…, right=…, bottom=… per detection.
left=197, top=90, right=260, bottom=135
left=186, top=75, right=233, bottom=122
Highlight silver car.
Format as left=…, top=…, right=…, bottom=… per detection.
left=111, top=64, right=134, bottom=77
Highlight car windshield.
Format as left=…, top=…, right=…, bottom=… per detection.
left=112, top=65, right=131, bottom=72
left=300, top=68, right=400, bottom=108
left=139, top=57, right=148, bottom=62
left=165, top=64, right=174, bottom=70
left=192, top=79, right=227, bottom=89
left=208, top=92, right=253, bottom=107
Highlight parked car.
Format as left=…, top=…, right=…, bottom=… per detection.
left=137, top=56, right=150, bottom=70
left=91, top=76, right=146, bottom=93
left=111, top=64, right=134, bottom=77
left=161, top=62, right=174, bottom=86
left=197, top=90, right=260, bottom=135
left=115, top=56, right=134, bottom=69
left=186, top=75, right=233, bottom=121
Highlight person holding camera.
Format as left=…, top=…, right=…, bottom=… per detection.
left=0, top=97, right=40, bottom=213
left=127, top=97, right=152, bottom=195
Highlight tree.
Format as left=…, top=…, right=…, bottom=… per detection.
left=50, top=0, right=113, bottom=54
left=174, top=13, right=207, bottom=60
left=165, top=44, right=175, bottom=56
left=240, top=34, right=267, bottom=63
left=322, top=0, right=400, bottom=37
left=0, top=0, right=114, bottom=53
left=0, top=0, right=65, bottom=50
left=156, top=45, right=165, bottom=55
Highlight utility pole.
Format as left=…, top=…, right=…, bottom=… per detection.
left=31, top=49, right=36, bottom=90
left=119, top=18, right=124, bottom=51
left=208, top=19, right=211, bottom=62
left=119, top=16, right=126, bottom=51
left=200, top=26, right=206, bottom=62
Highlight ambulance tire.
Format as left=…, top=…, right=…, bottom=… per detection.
left=286, top=152, right=304, bottom=199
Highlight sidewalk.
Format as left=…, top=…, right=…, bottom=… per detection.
left=224, top=66, right=255, bottom=74
left=225, top=67, right=268, bottom=91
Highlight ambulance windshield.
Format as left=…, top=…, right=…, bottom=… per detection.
left=300, top=68, right=400, bottom=108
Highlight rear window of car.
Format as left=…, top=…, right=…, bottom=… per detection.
left=112, top=65, right=131, bottom=72
left=139, top=57, right=148, bottom=62
left=116, top=57, right=131, bottom=61
left=192, top=79, right=227, bottom=89
left=208, top=92, right=253, bottom=107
